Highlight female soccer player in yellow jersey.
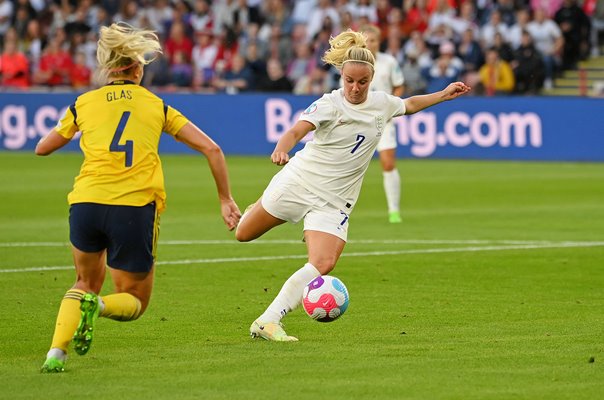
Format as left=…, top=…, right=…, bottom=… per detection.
left=36, top=23, right=241, bottom=372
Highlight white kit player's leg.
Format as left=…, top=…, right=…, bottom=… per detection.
left=257, top=263, right=320, bottom=323
left=383, top=168, right=401, bottom=223
left=250, top=263, right=320, bottom=342
left=377, top=122, right=402, bottom=224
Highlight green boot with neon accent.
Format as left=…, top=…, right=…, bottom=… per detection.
left=388, top=211, right=402, bottom=224
left=73, top=293, right=100, bottom=356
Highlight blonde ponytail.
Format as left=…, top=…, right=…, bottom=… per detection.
left=321, top=30, right=375, bottom=70
left=96, top=22, right=162, bottom=83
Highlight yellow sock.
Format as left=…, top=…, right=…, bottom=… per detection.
left=100, top=293, right=142, bottom=321
left=50, top=289, right=86, bottom=352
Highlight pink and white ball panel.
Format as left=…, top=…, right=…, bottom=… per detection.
left=302, top=275, right=349, bottom=322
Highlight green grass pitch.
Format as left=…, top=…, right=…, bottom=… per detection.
left=0, top=152, right=603, bottom=400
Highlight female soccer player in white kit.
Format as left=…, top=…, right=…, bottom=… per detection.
left=361, top=25, right=406, bottom=223
left=236, top=30, right=470, bottom=341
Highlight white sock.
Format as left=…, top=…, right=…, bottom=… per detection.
left=383, top=169, right=401, bottom=213
left=258, top=263, right=321, bottom=323
left=98, top=296, right=105, bottom=313
left=46, top=347, right=66, bottom=361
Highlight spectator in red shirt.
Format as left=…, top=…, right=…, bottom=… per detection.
left=427, top=0, right=458, bottom=14
left=70, top=52, right=91, bottom=89
left=405, top=0, right=430, bottom=34
left=33, top=38, right=73, bottom=86
left=376, top=0, right=393, bottom=34
left=0, top=39, right=30, bottom=88
left=165, top=21, right=193, bottom=65
left=213, top=27, right=239, bottom=72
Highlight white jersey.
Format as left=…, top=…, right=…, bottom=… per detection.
left=370, top=52, right=404, bottom=93
left=285, top=89, right=405, bottom=211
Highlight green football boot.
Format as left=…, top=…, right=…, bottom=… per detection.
left=250, top=320, right=298, bottom=342
left=40, top=356, right=65, bottom=373
left=388, top=211, right=402, bottom=224
left=73, top=293, right=100, bottom=356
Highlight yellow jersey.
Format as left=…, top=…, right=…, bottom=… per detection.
left=56, top=80, right=189, bottom=213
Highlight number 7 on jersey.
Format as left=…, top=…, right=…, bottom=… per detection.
left=351, top=134, right=365, bottom=154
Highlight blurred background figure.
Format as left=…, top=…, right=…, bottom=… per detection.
left=480, top=9, right=510, bottom=49
left=508, top=7, right=532, bottom=50
left=479, top=47, right=515, bottom=96
left=591, top=0, right=604, bottom=56
left=528, top=7, right=564, bottom=89
left=212, top=53, right=252, bottom=94
left=142, top=51, right=171, bottom=88
left=243, top=41, right=267, bottom=91
left=192, top=29, right=217, bottom=90
left=286, top=42, right=315, bottom=88
left=401, top=49, right=427, bottom=95
left=423, top=41, right=463, bottom=93
left=170, top=50, right=193, bottom=88
left=165, top=21, right=193, bottom=66
left=0, top=37, right=30, bottom=88
left=458, top=28, right=484, bottom=90
left=70, top=51, right=91, bottom=89
left=33, top=37, right=73, bottom=87
left=511, top=30, right=545, bottom=94
left=554, top=0, right=591, bottom=70
left=307, top=0, right=340, bottom=41
left=293, top=65, right=331, bottom=95
left=0, top=0, right=14, bottom=48
left=145, top=0, right=174, bottom=38
left=257, top=57, right=293, bottom=92
left=190, top=0, right=213, bottom=32
left=492, top=31, right=515, bottom=63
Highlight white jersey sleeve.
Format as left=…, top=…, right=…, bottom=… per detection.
left=297, top=94, right=336, bottom=131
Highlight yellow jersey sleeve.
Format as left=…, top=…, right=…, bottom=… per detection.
left=163, top=105, right=189, bottom=136
left=55, top=104, right=79, bottom=139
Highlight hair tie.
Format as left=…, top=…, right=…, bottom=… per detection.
left=109, top=61, right=138, bottom=73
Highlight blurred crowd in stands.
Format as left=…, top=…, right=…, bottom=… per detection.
left=0, top=0, right=602, bottom=95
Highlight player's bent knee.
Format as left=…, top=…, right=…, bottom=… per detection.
left=382, top=160, right=396, bottom=171
left=74, top=281, right=103, bottom=294
left=313, top=259, right=338, bottom=275
left=235, top=227, right=253, bottom=242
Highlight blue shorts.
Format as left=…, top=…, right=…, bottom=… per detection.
left=69, top=202, right=159, bottom=273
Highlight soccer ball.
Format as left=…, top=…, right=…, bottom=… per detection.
left=302, top=275, right=349, bottom=322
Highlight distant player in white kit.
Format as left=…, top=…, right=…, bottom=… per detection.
left=361, top=25, right=405, bottom=224
left=236, top=29, right=470, bottom=341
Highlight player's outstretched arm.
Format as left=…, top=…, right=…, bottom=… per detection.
left=176, top=122, right=241, bottom=230
left=403, top=82, right=471, bottom=115
left=35, top=129, right=71, bottom=156
left=271, top=120, right=315, bottom=165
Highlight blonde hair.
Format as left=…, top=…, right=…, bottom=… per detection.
left=360, top=24, right=381, bottom=39
left=321, top=30, right=375, bottom=70
left=96, top=22, right=162, bottom=83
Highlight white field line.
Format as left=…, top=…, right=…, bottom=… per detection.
left=1, top=241, right=602, bottom=274
left=0, top=238, right=591, bottom=248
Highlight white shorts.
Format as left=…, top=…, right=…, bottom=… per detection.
left=261, top=169, right=350, bottom=241
left=376, top=121, right=397, bottom=152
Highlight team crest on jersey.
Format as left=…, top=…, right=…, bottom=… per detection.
left=375, top=116, right=384, bottom=136
left=303, top=103, right=318, bottom=114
